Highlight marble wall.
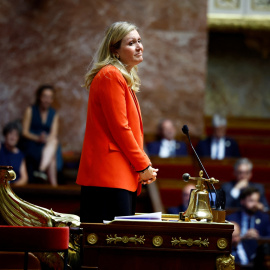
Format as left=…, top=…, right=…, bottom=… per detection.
left=0, top=0, right=207, bottom=151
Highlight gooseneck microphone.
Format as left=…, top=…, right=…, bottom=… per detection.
left=182, top=124, right=219, bottom=209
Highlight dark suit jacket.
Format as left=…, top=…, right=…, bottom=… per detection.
left=222, top=181, right=269, bottom=209
left=232, top=239, right=258, bottom=265
left=227, top=210, right=270, bottom=237
left=146, top=140, right=188, bottom=157
left=196, top=136, right=240, bottom=158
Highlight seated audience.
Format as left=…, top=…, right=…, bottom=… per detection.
left=222, top=158, right=268, bottom=210
left=196, top=114, right=240, bottom=160
left=0, top=121, right=28, bottom=186
left=146, top=119, right=188, bottom=158
left=231, top=221, right=257, bottom=266
left=22, top=84, right=60, bottom=186
left=227, top=187, right=270, bottom=238
left=167, top=183, right=195, bottom=214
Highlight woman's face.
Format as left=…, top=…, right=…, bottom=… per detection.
left=39, top=89, right=54, bottom=109
left=116, top=29, right=143, bottom=72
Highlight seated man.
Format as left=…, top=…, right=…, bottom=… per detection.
left=167, top=184, right=195, bottom=214
left=146, top=119, right=188, bottom=158
left=196, top=114, right=240, bottom=160
left=222, top=158, right=268, bottom=210
left=227, top=187, right=270, bottom=238
left=231, top=221, right=257, bottom=266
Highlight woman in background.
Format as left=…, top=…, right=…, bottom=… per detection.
left=77, top=21, right=158, bottom=223
left=0, top=121, right=28, bottom=186
left=22, top=85, right=59, bottom=186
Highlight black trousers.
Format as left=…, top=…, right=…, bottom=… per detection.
left=80, top=186, right=137, bottom=223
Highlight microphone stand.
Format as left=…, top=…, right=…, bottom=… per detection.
left=182, top=125, right=219, bottom=209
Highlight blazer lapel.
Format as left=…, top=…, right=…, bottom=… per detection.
left=129, top=88, right=143, bottom=133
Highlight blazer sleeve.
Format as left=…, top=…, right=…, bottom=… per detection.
left=98, top=68, right=150, bottom=171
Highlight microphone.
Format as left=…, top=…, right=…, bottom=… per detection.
left=182, top=125, right=222, bottom=209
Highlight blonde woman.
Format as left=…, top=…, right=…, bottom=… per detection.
left=77, top=21, right=158, bottom=223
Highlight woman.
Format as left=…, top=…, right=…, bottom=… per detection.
left=77, top=21, right=158, bottom=223
left=22, top=85, right=59, bottom=186
left=0, top=121, right=28, bottom=186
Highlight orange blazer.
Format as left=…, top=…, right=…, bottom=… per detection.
left=76, top=65, right=150, bottom=194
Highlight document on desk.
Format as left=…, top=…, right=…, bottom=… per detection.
left=114, top=212, right=162, bottom=221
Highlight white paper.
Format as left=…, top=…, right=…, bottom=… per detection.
left=114, top=212, right=162, bottom=221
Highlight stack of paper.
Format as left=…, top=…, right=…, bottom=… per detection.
left=114, top=212, right=162, bottom=221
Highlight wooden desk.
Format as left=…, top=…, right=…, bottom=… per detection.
left=81, top=219, right=234, bottom=270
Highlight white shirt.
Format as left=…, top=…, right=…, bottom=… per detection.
left=159, top=139, right=176, bottom=158
left=211, top=137, right=225, bottom=160
left=237, top=242, right=249, bottom=265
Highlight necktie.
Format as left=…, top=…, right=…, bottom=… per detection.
left=215, top=139, right=219, bottom=159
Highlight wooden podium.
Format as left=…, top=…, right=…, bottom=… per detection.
left=81, top=218, right=234, bottom=270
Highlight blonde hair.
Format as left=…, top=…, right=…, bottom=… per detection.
left=84, top=21, right=141, bottom=92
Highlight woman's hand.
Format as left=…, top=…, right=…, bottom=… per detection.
left=139, top=166, right=158, bottom=185
left=38, top=132, right=47, bottom=143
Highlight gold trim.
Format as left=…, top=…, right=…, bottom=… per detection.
left=171, top=237, right=209, bottom=247
left=217, top=238, right=228, bottom=249
left=216, top=254, right=235, bottom=270
left=106, top=234, right=145, bottom=245
left=208, top=14, right=270, bottom=31
left=87, top=233, right=98, bottom=245
left=152, top=236, right=163, bottom=247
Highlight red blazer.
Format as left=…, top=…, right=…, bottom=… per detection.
left=76, top=65, right=150, bottom=194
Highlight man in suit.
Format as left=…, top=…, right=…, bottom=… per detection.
left=227, top=187, right=270, bottom=238
left=146, top=119, right=188, bottom=158
left=196, top=114, right=240, bottom=160
left=231, top=221, right=258, bottom=266
left=222, top=158, right=268, bottom=210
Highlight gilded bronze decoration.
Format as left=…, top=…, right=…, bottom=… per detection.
left=106, top=234, right=145, bottom=245
left=216, top=254, right=235, bottom=270
left=152, top=236, right=163, bottom=247
left=217, top=238, right=228, bottom=249
left=87, top=233, right=98, bottom=245
left=171, top=237, right=209, bottom=247
left=0, top=166, right=81, bottom=269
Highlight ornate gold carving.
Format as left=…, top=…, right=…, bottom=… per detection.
left=0, top=166, right=81, bottom=270
left=106, top=234, right=145, bottom=245
left=217, top=238, right=228, bottom=249
left=152, top=236, right=163, bottom=247
left=171, top=237, right=209, bottom=247
left=87, top=233, right=98, bottom=245
left=216, top=254, right=235, bottom=270
left=0, top=166, right=16, bottom=182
